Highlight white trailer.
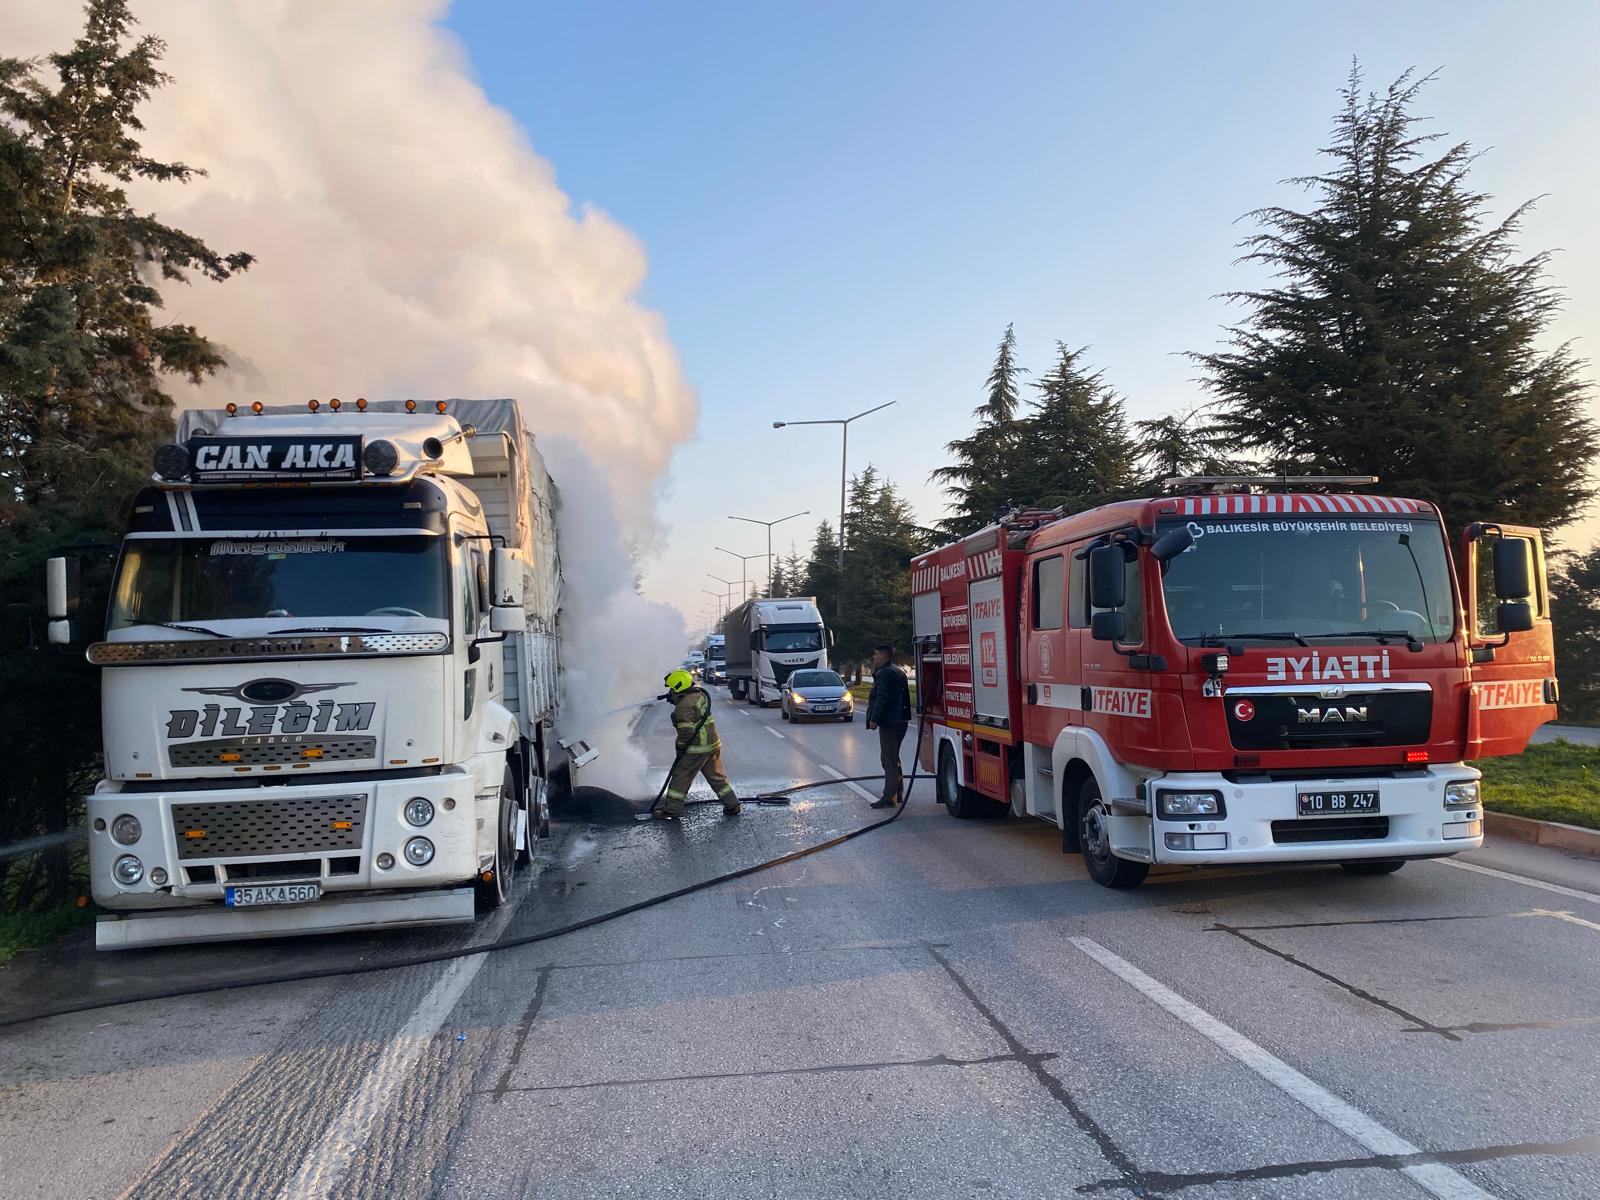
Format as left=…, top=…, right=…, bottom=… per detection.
left=723, top=597, right=831, bottom=706
left=46, top=399, right=590, bottom=948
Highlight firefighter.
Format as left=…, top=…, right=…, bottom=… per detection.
left=864, top=643, right=912, bottom=809
left=658, top=669, right=740, bottom=820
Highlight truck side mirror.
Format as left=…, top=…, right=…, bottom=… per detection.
left=1091, top=610, right=1126, bottom=643
left=1492, top=537, right=1533, bottom=601
left=490, top=606, right=526, bottom=633
left=1151, top=526, right=1194, bottom=563
left=46, top=556, right=81, bottom=645
left=1088, top=545, right=1126, bottom=610
left=491, top=547, right=524, bottom=608
left=1496, top=601, right=1534, bottom=634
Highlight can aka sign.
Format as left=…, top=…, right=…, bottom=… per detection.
left=189, top=435, right=363, bottom=482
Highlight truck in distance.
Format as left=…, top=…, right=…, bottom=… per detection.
left=46, top=398, right=591, bottom=947
left=723, top=597, right=831, bottom=706
left=910, top=476, right=1555, bottom=888
left=701, top=633, right=726, bottom=685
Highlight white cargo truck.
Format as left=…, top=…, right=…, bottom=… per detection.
left=45, top=399, right=593, bottom=948
left=723, top=597, right=831, bottom=706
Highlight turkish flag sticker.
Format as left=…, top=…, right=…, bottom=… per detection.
left=1233, top=700, right=1257, bottom=722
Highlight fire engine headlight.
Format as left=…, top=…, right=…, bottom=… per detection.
left=404, top=797, right=435, bottom=827
left=363, top=439, right=399, bottom=476
left=113, top=854, right=145, bottom=886
left=153, top=443, right=192, bottom=481
left=1444, top=780, right=1480, bottom=810
left=110, top=814, right=142, bottom=845
left=403, top=837, right=435, bottom=866
left=1157, top=790, right=1224, bottom=818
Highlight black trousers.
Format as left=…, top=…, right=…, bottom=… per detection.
left=877, top=721, right=909, bottom=802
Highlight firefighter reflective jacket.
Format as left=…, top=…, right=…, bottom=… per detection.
left=672, top=687, right=720, bottom=755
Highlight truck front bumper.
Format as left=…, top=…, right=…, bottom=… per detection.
left=1144, top=765, right=1483, bottom=866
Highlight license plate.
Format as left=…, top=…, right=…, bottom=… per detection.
left=811, top=704, right=836, bottom=713
left=1297, top=790, right=1380, bottom=816
left=225, top=883, right=321, bottom=907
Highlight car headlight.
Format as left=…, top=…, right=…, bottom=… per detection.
left=791, top=693, right=807, bottom=704
left=404, top=797, right=435, bottom=827
left=111, top=814, right=142, bottom=845
left=1444, top=780, right=1480, bottom=810
left=403, top=836, right=435, bottom=866
left=1157, top=790, right=1223, bottom=818
left=113, top=854, right=145, bottom=886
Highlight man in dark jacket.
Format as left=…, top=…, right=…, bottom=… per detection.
left=865, top=643, right=912, bottom=809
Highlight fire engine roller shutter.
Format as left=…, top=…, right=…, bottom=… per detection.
left=913, top=591, right=940, bottom=640
left=968, top=576, right=1010, bottom=731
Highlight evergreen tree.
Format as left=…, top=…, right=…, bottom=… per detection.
left=800, top=519, right=841, bottom=637
left=1550, top=548, right=1600, bottom=723
left=1013, top=343, right=1139, bottom=513
left=1133, top=408, right=1246, bottom=490
left=0, top=1, right=251, bottom=908
left=931, top=323, right=1026, bottom=535
left=1194, top=66, right=1594, bottom=530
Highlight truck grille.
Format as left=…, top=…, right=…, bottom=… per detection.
left=169, top=736, right=377, bottom=768
left=1270, top=816, right=1390, bottom=844
left=172, top=795, right=368, bottom=860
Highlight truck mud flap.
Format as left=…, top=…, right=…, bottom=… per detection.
left=94, top=887, right=476, bottom=950
left=559, top=736, right=600, bottom=770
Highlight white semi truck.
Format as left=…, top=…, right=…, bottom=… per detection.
left=723, top=597, right=831, bottom=705
left=45, top=399, right=592, bottom=948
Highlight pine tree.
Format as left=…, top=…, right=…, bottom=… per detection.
left=1133, top=408, right=1246, bottom=490
left=0, top=1, right=252, bottom=907
left=1014, top=343, right=1139, bottom=513
left=1550, top=548, right=1600, bottom=722
left=931, top=323, right=1026, bottom=535
left=1194, top=66, right=1594, bottom=530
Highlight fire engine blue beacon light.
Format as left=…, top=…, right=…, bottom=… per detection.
left=153, top=443, right=192, bottom=481
left=362, top=439, right=399, bottom=476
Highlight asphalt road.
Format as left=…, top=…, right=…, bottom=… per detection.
left=3, top=689, right=1599, bottom=1199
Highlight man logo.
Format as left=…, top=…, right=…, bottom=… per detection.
left=1233, top=700, right=1256, bottom=722
left=1296, top=705, right=1370, bottom=724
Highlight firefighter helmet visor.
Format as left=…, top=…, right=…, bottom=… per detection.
left=664, top=669, right=694, bottom=695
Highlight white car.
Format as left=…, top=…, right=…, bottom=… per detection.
left=781, top=669, right=854, bottom=723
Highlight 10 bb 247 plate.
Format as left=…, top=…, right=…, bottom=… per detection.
left=1297, top=790, right=1380, bottom=816
left=225, top=883, right=321, bottom=907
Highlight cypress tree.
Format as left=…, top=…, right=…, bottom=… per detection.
left=932, top=323, right=1026, bottom=534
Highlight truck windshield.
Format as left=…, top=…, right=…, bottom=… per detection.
left=1158, top=514, right=1456, bottom=645
left=764, top=626, right=824, bottom=653
left=110, top=535, right=449, bottom=630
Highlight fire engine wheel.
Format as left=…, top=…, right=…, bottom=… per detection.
left=1078, top=779, right=1149, bottom=889
left=476, top=771, right=515, bottom=912
left=938, top=744, right=989, bottom=819
left=1340, top=859, right=1407, bottom=875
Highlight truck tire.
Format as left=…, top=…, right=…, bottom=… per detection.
left=476, top=772, right=515, bottom=911
left=1340, top=859, right=1406, bottom=875
left=1078, top=778, right=1149, bottom=889
left=938, top=744, right=993, bottom=819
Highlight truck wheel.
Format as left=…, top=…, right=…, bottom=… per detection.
left=1078, top=778, right=1148, bottom=889
left=1341, top=859, right=1406, bottom=875
left=476, top=777, right=515, bottom=911
left=937, top=744, right=988, bottom=819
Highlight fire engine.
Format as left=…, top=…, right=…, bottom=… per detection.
left=910, top=477, right=1556, bottom=888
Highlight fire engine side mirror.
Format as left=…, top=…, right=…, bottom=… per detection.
left=1151, top=526, right=1194, bottom=562
left=1088, top=545, right=1126, bottom=610
left=1091, top=610, right=1126, bottom=643
left=1491, top=537, right=1533, bottom=602
left=1496, top=602, right=1534, bottom=634
left=491, top=547, right=524, bottom=608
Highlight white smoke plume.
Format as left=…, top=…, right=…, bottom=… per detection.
left=4, top=1, right=696, bottom=790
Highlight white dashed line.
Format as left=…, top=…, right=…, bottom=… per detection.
left=1070, top=936, right=1494, bottom=1200
left=821, top=763, right=879, bottom=804
left=764, top=726, right=786, bottom=740
left=1436, top=858, right=1600, bottom=905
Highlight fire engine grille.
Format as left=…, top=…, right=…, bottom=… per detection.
left=1270, top=816, right=1390, bottom=844
left=168, top=736, right=377, bottom=768
left=172, top=795, right=368, bottom=860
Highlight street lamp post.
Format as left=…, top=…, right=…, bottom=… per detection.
left=707, top=574, right=738, bottom=613
left=728, top=510, right=809, bottom=596
left=700, top=588, right=726, bottom=619
left=772, top=401, right=896, bottom=616
left=715, top=546, right=764, bottom=603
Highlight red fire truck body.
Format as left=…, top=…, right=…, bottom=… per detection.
left=910, top=480, right=1556, bottom=888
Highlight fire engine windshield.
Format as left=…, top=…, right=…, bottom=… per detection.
left=109, top=535, right=449, bottom=630
left=1157, top=514, right=1456, bottom=645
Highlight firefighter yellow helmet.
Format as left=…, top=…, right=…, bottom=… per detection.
left=664, top=669, right=694, bottom=695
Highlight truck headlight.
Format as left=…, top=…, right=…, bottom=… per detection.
left=363, top=439, right=399, bottom=476
left=1444, top=780, right=1480, bottom=810
left=113, top=854, right=145, bottom=886
left=404, top=797, right=435, bottom=827
left=403, top=837, right=435, bottom=866
left=1157, top=790, right=1224, bottom=818
left=111, top=814, right=142, bottom=845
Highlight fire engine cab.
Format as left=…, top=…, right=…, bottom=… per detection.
left=910, top=476, right=1557, bottom=888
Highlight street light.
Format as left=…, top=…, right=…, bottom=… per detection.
left=715, top=546, right=764, bottom=602
left=700, top=588, right=726, bottom=618
left=772, top=401, right=896, bottom=616
left=708, top=574, right=738, bottom=611
left=729, top=510, right=809, bottom=596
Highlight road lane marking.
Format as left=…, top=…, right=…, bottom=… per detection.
left=1069, top=936, right=1495, bottom=1200
left=821, top=763, right=879, bottom=804
left=764, top=726, right=786, bottom=740
left=1436, top=858, right=1600, bottom=905
left=1531, top=907, right=1600, bottom=934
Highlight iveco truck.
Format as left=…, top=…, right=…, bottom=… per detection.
left=723, top=597, right=831, bottom=706
left=46, top=398, right=593, bottom=947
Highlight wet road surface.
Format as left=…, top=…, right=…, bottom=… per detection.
left=2, top=688, right=1598, bottom=1198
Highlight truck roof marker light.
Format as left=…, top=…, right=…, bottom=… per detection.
left=225, top=402, right=238, bottom=416
left=356, top=397, right=368, bottom=411
left=1406, top=750, right=1430, bottom=763
left=329, top=398, right=341, bottom=411
left=404, top=399, right=417, bottom=412
left=308, top=399, right=320, bottom=412
left=251, top=401, right=264, bottom=414
left=435, top=400, right=448, bottom=414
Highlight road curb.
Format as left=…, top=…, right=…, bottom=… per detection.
left=1486, top=810, right=1600, bottom=858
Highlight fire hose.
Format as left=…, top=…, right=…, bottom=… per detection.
left=0, top=718, right=931, bottom=1029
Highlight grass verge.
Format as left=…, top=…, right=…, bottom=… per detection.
left=0, top=897, right=95, bottom=965
left=1479, top=739, right=1600, bottom=831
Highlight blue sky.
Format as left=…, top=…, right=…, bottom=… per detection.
left=445, top=0, right=1600, bottom=631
